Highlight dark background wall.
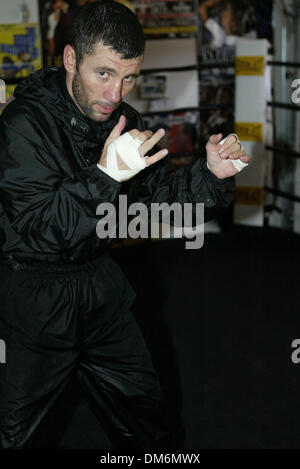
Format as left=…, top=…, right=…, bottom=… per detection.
left=32, top=226, right=300, bottom=449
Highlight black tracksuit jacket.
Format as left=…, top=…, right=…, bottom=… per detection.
left=0, top=67, right=235, bottom=448
left=0, top=67, right=235, bottom=266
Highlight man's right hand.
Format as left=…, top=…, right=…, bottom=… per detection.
left=98, top=115, right=168, bottom=182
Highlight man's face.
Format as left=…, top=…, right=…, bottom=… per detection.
left=70, top=43, right=142, bottom=122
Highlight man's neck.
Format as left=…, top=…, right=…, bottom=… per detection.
left=65, top=71, right=86, bottom=117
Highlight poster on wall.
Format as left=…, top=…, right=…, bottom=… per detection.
left=0, top=23, right=42, bottom=79
left=39, top=0, right=80, bottom=68
left=198, top=0, right=273, bottom=63
left=143, top=110, right=199, bottom=168
left=199, top=74, right=234, bottom=146
left=132, top=0, right=197, bottom=39
left=198, top=0, right=273, bottom=85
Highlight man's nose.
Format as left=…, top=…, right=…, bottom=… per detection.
left=104, top=81, right=122, bottom=103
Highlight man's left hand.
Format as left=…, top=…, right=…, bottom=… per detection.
left=206, top=133, right=251, bottom=179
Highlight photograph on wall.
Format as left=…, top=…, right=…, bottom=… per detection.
left=139, top=74, right=167, bottom=100
left=143, top=110, right=199, bottom=169
left=198, top=0, right=273, bottom=68
left=0, top=23, right=42, bottom=79
left=125, top=70, right=198, bottom=115
left=199, top=74, right=234, bottom=146
left=198, top=0, right=273, bottom=49
left=39, top=0, right=82, bottom=67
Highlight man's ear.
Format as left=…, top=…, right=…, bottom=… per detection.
left=63, top=44, right=77, bottom=75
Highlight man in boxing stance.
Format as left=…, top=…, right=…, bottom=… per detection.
left=0, top=1, right=249, bottom=448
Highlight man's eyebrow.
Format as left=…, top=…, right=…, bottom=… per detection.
left=94, top=66, right=116, bottom=74
left=94, top=67, right=140, bottom=78
left=125, top=72, right=140, bottom=78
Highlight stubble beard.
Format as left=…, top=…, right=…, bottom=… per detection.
left=72, top=71, right=99, bottom=121
left=72, top=71, right=119, bottom=122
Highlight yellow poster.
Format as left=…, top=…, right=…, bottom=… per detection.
left=235, top=56, right=265, bottom=76
left=0, top=23, right=42, bottom=79
left=234, top=122, right=264, bottom=142
left=235, top=186, right=264, bottom=206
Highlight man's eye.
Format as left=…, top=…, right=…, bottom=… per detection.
left=124, top=76, right=135, bottom=83
left=99, top=71, right=108, bottom=78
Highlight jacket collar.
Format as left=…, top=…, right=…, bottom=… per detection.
left=56, top=67, right=122, bottom=144
left=14, top=67, right=122, bottom=145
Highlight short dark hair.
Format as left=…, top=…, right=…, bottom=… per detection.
left=70, top=1, right=145, bottom=68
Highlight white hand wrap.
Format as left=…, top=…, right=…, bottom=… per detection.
left=220, top=134, right=248, bottom=172
left=97, top=132, right=147, bottom=182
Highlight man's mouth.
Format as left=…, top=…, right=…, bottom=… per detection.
left=95, top=103, right=118, bottom=113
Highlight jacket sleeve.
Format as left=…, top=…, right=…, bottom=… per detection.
left=0, top=115, right=121, bottom=254
left=130, top=106, right=235, bottom=221
left=137, top=154, right=235, bottom=225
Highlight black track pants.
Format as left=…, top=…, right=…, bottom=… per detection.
left=0, top=254, right=163, bottom=449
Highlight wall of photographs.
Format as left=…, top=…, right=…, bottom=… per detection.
left=198, top=0, right=273, bottom=226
